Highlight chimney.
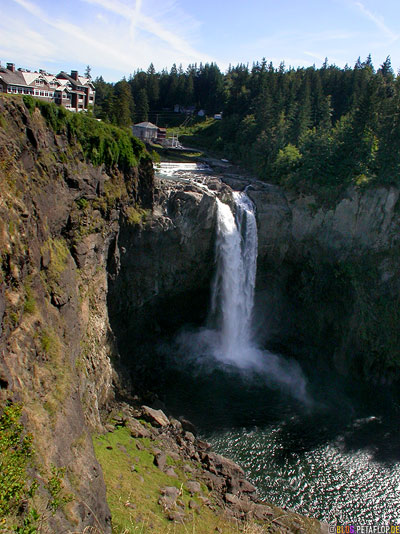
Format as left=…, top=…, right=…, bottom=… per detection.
left=6, top=63, right=15, bottom=72
left=70, top=70, right=78, bottom=81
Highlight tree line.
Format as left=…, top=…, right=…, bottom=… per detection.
left=93, top=55, right=400, bottom=191
left=93, top=62, right=224, bottom=127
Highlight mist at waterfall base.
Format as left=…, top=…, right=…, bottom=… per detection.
left=154, top=165, right=400, bottom=524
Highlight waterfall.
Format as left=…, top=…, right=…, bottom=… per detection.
left=176, top=188, right=310, bottom=403
left=210, top=192, right=258, bottom=365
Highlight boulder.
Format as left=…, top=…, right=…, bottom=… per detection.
left=202, top=452, right=244, bottom=478
left=161, top=486, right=180, bottom=500
left=126, top=418, right=151, bottom=438
left=142, top=405, right=169, bottom=427
left=239, top=479, right=257, bottom=493
left=165, top=467, right=178, bottom=478
left=185, top=480, right=201, bottom=495
left=154, top=452, right=167, bottom=470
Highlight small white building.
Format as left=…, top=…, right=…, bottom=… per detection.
left=131, top=121, right=158, bottom=141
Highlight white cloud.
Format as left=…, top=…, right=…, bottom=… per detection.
left=354, top=1, right=398, bottom=42
left=1, top=0, right=215, bottom=79
left=0, top=11, right=57, bottom=66
left=82, top=0, right=212, bottom=64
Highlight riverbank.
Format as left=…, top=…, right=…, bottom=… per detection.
left=95, top=399, right=327, bottom=533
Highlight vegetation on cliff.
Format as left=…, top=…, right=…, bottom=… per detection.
left=0, top=93, right=156, bottom=533
left=0, top=403, right=72, bottom=533
left=22, top=95, right=150, bottom=173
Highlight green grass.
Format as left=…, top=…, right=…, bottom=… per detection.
left=93, top=426, right=323, bottom=534
left=23, top=279, right=36, bottom=315
left=125, top=206, right=151, bottom=226
left=93, top=426, right=242, bottom=534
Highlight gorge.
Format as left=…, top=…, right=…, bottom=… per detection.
left=1, top=95, right=400, bottom=532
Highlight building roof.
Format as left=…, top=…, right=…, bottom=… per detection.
left=1, top=65, right=93, bottom=93
left=56, top=71, right=88, bottom=89
left=0, top=68, right=26, bottom=86
left=20, top=72, right=39, bottom=85
left=133, top=122, right=158, bottom=129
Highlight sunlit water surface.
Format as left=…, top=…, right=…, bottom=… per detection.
left=160, top=360, right=400, bottom=524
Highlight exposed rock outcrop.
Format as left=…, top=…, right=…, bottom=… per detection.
left=0, top=95, right=230, bottom=533
left=0, top=96, right=155, bottom=533
left=246, top=182, right=400, bottom=379
left=2, top=93, right=393, bottom=533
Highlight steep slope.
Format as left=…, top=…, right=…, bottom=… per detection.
left=0, top=95, right=154, bottom=532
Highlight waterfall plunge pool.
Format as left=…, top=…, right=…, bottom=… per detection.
left=157, top=349, right=400, bottom=525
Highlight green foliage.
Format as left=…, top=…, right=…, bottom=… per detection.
left=0, top=404, right=36, bottom=518
left=36, top=100, right=69, bottom=132
left=75, top=197, right=89, bottom=210
left=24, top=99, right=148, bottom=173
left=135, top=88, right=149, bottom=122
left=22, top=95, right=35, bottom=114
left=89, top=55, right=400, bottom=195
left=0, top=403, right=74, bottom=533
left=275, top=143, right=302, bottom=177
left=125, top=205, right=150, bottom=226
left=149, top=149, right=160, bottom=163
left=40, top=328, right=59, bottom=359
left=46, top=466, right=73, bottom=513
left=23, top=280, right=36, bottom=315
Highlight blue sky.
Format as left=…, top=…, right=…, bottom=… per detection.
left=0, top=0, right=399, bottom=81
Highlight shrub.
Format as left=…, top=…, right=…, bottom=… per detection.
left=24, top=98, right=148, bottom=173
left=0, top=403, right=36, bottom=518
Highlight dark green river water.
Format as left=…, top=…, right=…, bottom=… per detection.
left=158, top=349, right=400, bottom=524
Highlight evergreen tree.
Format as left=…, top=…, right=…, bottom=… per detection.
left=113, top=79, right=135, bottom=127
left=146, top=63, right=159, bottom=107
left=136, top=88, right=149, bottom=122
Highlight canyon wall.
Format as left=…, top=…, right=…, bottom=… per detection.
left=248, top=182, right=400, bottom=380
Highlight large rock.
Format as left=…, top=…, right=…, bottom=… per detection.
left=142, top=405, right=170, bottom=427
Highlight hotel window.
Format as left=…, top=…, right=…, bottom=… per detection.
left=40, top=91, right=44, bottom=96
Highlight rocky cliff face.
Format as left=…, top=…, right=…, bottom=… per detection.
left=1, top=94, right=398, bottom=532
left=0, top=96, right=225, bottom=533
left=247, top=182, right=400, bottom=380
left=0, top=96, right=155, bottom=532
left=107, top=176, right=233, bottom=386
